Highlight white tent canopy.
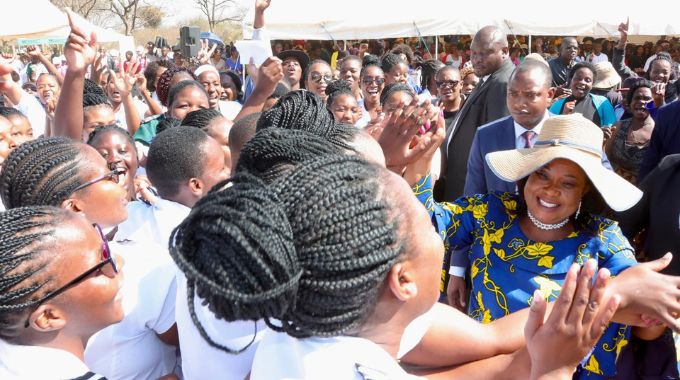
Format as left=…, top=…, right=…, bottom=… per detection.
left=1, top=0, right=133, bottom=49
left=242, top=0, right=680, bottom=40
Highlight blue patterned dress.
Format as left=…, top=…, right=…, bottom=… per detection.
left=414, top=173, right=638, bottom=379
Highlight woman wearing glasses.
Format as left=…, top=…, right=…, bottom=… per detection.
left=435, top=66, right=464, bottom=129
left=304, top=59, right=333, bottom=102
left=356, top=57, right=386, bottom=128
left=0, top=206, right=123, bottom=379
left=0, top=137, right=179, bottom=380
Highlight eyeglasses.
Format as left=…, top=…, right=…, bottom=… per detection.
left=72, top=168, right=125, bottom=193
left=310, top=72, right=332, bottom=84
left=362, top=76, right=385, bottom=86
left=436, top=80, right=460, bottom=88
left=24, top=224, right=118, bottom=328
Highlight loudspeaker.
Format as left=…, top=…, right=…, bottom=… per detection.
left=180, top=26, right=200, bottom=59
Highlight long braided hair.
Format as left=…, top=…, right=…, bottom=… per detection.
left=256, top=90, right=355, bottom=145
left=156, top=67, right=197, bottom=107
left=0, top=137, right=87, bottom=209
left=0, top=206, right=73, bottom=341
left=180, top=108, right=224, bottom=131
left=170, top=153, right=403, bottom=351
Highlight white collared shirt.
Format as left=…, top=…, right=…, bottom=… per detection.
left=115, top=198, right=191, bottom=248
left=513, top=111, right=550, bottom=149
left=0, top=339, right=104, bottom=380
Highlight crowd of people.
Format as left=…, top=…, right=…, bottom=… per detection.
left=1, top=1, right=680, bottom=379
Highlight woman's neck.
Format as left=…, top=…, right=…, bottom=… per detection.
left=356, top=312, right=409, bottom=358
left=518, top=214, right=575, bottom=243
left=22, top=331, right=88, bottom=361
left=364, top=97, right=378, bottom=110
left=630, top=115, right=653, bottom=129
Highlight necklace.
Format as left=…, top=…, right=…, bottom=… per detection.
left=527, top=210, right=570, bottom=231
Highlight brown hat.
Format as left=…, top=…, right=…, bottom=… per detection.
left=592, top=62, right=621, bottom=90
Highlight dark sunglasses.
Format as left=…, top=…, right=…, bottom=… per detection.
left=436, top=80, right=460, bottom=88
left=24, top=224, right=118, bottom=328
left=362, top=76, right=385, bottom=86
left=72, top=167, right=125, bottom=193
left=310, top=72, right=332, bottom=84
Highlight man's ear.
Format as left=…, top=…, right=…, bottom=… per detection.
left=61, top=198, right=84, bottom=214
left=27, top=305, right=67, bottom=332
left=386, top=262, right=418, bottom=302
left=188, top=178, right=203, bottom=196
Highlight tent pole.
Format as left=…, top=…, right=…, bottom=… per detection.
left=435, top=36, right=439, bottom=58
left=528, top=35, right=532, bottom=54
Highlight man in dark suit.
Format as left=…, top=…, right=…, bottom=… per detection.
left=440, top=25, right=515, bottom=202
left=464, top=61, right=554, bottom=196
left=638, top=100, right=680, bottom=181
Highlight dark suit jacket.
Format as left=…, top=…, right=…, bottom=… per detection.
left=464, top=116, right=516, bottom=196
left=638, top=100, right=680, bottom=181
left=441, top=59, right=515, bottom=201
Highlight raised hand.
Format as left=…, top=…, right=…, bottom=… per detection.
left=26, top=45, right=42, bottom=58
left=652, top=82, right=666, bottom=107
left=256, top=56, right=283, bottom=96
left=111, top=58, right=139, bottom=98
left=525, top=260, right=620, bottom=380
left=63, top=8, right=98, bottom=74
left=135, top=73, right=148, bottom=92
left=0, top=46, right=16, bottom=62
left=255, top=0, right=271, bottom=12
left=377, top=99, right=435, bottom=168
left=562, top=100, right=576, bottom=114
left=617, top=18, right=629, bottom=49
left=196, top=39, right=217, bottom=65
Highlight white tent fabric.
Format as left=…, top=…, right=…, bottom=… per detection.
left=1, top=0, right=132, bottom=47
left=242, top=0, right=680, bottom=40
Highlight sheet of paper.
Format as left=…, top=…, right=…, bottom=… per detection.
left=234, top=40, right=272, bottom=65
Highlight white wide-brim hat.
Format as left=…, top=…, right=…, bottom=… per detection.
left=485, top=114, right=642, bottom=212
left=592, top=61, right=622, bottom=89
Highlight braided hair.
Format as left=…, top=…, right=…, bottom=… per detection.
left=256, top=90, right=347, bottom=140
left=143, top=60, right=176, bottom=92
left=156, top=67, right=197, bottom=107
left=381, top=53, right=407, bottom=75
left=326, top=79, right=355, bottom=107
left=181, top=108, right=224, bottom=131
left=380, top=82, right=415, bottom=106
left=170, top=153, right=404, bottom=351
left=155, top=116, right=182, bottom=135
left=84, top=78, right=107, bottom=98
left=419, top=59, right=444, bottom=91
left=83, top=78, right=113, bottom=116
left=0, top=137, right=86, bottom=209
left=0, top=206, right=73, bottom=340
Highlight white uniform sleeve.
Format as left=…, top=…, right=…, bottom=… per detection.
left=15, top=90, right=46, bottom=137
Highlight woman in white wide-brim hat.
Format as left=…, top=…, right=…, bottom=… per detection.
left=411, top=113, right=659, bottom=379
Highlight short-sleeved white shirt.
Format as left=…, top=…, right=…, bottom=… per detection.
left=0, top=339, right=105, bottom=380
left=175, top=270, right=267, bottom=380
left=84, top=240, right=178, bottom=380
left=251, top=330, right=424, bottom=380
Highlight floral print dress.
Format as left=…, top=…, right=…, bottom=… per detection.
left=414, top=173, right=638, bottom=379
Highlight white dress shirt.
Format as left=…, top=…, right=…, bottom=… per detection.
left=513, top=111, right=549, bottom=149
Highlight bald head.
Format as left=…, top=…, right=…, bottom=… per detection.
left=470, top=26, right=509, bottom=77
left=509, top=61, right=553, bottom=90
left=473, top=26, right=509, bottom=50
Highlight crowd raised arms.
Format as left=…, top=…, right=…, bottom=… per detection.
left=1, top=1, right=680, bottom=379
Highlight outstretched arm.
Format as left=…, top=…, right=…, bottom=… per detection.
left=53, top=9, right=97, bottom=140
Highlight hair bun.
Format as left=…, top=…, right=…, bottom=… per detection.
left=171, top=172, right=301, bottom=328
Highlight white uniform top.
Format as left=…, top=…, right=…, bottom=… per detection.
left=84, top=240, right=178, bottom=380
left=218, top=100, right=243, bottom=121
left=175, top=270, right=267, bottom=380
left=251, top=331, right=424, bottom=380
left=115, top=199, right=191, bottom=248
left=0, top=339, right=105, bottom=380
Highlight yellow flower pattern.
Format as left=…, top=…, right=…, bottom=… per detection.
left=412, top=174, right=638, bottom=380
